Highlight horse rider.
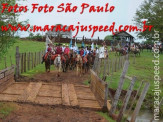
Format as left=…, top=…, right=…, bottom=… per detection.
left=99, top=43, right=105, bottom=59
left=116, top=43, right=120, bottom=49
left=95, top=47, right=99, bottom=54
left=62, top=44, right=66, bottom=53
left=56, top=43, right=62, bottom=54
left=64, top=44, right=70, bottom=58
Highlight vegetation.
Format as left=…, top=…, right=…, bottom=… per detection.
left=134, top=0, right=163, bottom=41
left=0, top=0, right=29, bottom=56
left=0, top=39, right=45, bottom=70
left=0, top=103, right=17, bottom=119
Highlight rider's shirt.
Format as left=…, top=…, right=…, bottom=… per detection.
left=56, top=47, right=62, bottom=54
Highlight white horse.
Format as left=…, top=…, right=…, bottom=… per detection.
left=54, top=55, right=62, bottom=77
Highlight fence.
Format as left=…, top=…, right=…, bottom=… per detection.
left=90, top=69, right=108, bottom=111
left=15, top=46, right=45, bottom=80
left=93, top=54, right=128, bottom=81
left=0, top=65, right=15, bottom=93
left=92, top=54, right=150, bottom=122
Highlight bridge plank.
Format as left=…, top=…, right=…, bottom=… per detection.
left=78, top=99, right=102, bottom=110
left=62, top=84, right=70, bottom=106
left=68, top=84, right=79, bottom=107
left=18, top=82, right=42, bottom=102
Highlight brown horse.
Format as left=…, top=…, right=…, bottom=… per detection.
left=69, top=52, right=77, bottom=70
left=44, top=53, right=51, bottom=72
left=76, top=54, right=83, bottom=76
left=115, top=48, right=127, bottom=56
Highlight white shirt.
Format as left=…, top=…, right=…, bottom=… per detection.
left=62, top=46, right=65, bottom=52
left=99, top=46, right=105, bottom=58
left=96, top=49, right=99, bottom=54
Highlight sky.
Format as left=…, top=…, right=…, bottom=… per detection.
left=18, top=0, right=145, bottom=42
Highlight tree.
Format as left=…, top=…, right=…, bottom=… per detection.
left=0, top=0, right=17, bottom=56
left=134, top=0, right=163, bottom=42
left=104, top=35, right=113, bottom=41
left=0, top=0, right=27, bottom=56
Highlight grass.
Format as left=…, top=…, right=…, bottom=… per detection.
left=104, top=50, right=163, bottom=110
left=0, top=102, right=17, bottom=119
left=0, top=39, right=45, bottom=70
left=97, top=112, right=115, bottom=122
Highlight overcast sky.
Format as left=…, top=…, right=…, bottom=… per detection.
left=18, top=0, right=145, bottom=42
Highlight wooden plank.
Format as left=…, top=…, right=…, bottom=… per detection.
left=0, top=78, right=14, bottom=93
left=38, top=85, right=61, bottom=98
left=110, top=60, right=129, bottom=115
left=130, top=82, right=150, bottom=122
left=34, top=96, right=62, bottom=105
left=0, top=94, right=20, bottom=102
left=78, top=99, right=101, bottom=110
left=68, top=84, right=79, bottom=107
left=18, top=82, right=42, bottom=102
left=62, top=84, right=70, bottom=106
left=117, top=77, right=136, bottom=122
left=107, top=100, right=111, bottom=111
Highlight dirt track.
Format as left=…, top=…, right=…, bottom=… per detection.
left=1, top=103, right=107, bottom=122
left=17, top=70, right=90, bottom=85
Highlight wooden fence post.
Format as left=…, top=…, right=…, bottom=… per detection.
left=109, top=60, right=129, bottom=115
left=127, top=81, right=143, bottom=115
left=15, top=46, right=20, bottom=79
left=24, top=53, right=26, bottom=72
left=117, top=77, right=137, bottom=122
left=21, top=53, right=24, bottom=73
left=115, top=57, right=117, bottom=72
left=34, top=52, right=36, bottom=67
left=31, top=53, right=34, bottom=69
left=103, top=58, right=107, bottom=81
left=130, top=82, right=150, bottom=122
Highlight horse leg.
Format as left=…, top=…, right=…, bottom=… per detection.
left=76, top=65, right=79, bottom=76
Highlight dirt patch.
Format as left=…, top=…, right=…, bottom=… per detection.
left=1, top=103, right=107, bottom=122
left=17, top=70, right=90, bottom=85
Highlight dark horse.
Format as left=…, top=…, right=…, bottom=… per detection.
left=62, top=54, right=69, bottom=72
left=115, top=48, right=127, bottom=56
left=44, top=53, right=51, bottom=72
left=69, top=52, right=77, bottom=70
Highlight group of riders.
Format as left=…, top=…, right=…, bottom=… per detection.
left=42, top=42, right=108, bottom=73
left=42, top=41, right=163, bottom=73
left=112, top=42, right=163, bottom=56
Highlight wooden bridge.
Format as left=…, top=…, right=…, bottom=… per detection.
left=0, top=65, right=111, bottom=111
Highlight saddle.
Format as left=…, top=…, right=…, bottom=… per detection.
left=44, top=52, right=59, bottom=61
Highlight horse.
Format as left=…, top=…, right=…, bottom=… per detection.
left=53, top=54, right=62, bottom=77
left=69, top=52, right=77, bottom=70
left=146, top=44, right=152, bottom=52
left=44, top=53, right=51, bottom=72
left=130, top=47, right=140, bottom=56
left=115, top=48, right=127, bottom=56
left=76, top=54, right=83, bottom=76
left=86, top=53, right=94, bottom=71
left=61, top=54, right=69, bottom=72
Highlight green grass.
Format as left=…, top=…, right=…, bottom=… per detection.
left=0, top=103, right=16, bottom=119
left=104, top=50, right=163, bottom=110
left=97, top=112, right=115, bottom=122
left=0, top=39, right=45, bottom=70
